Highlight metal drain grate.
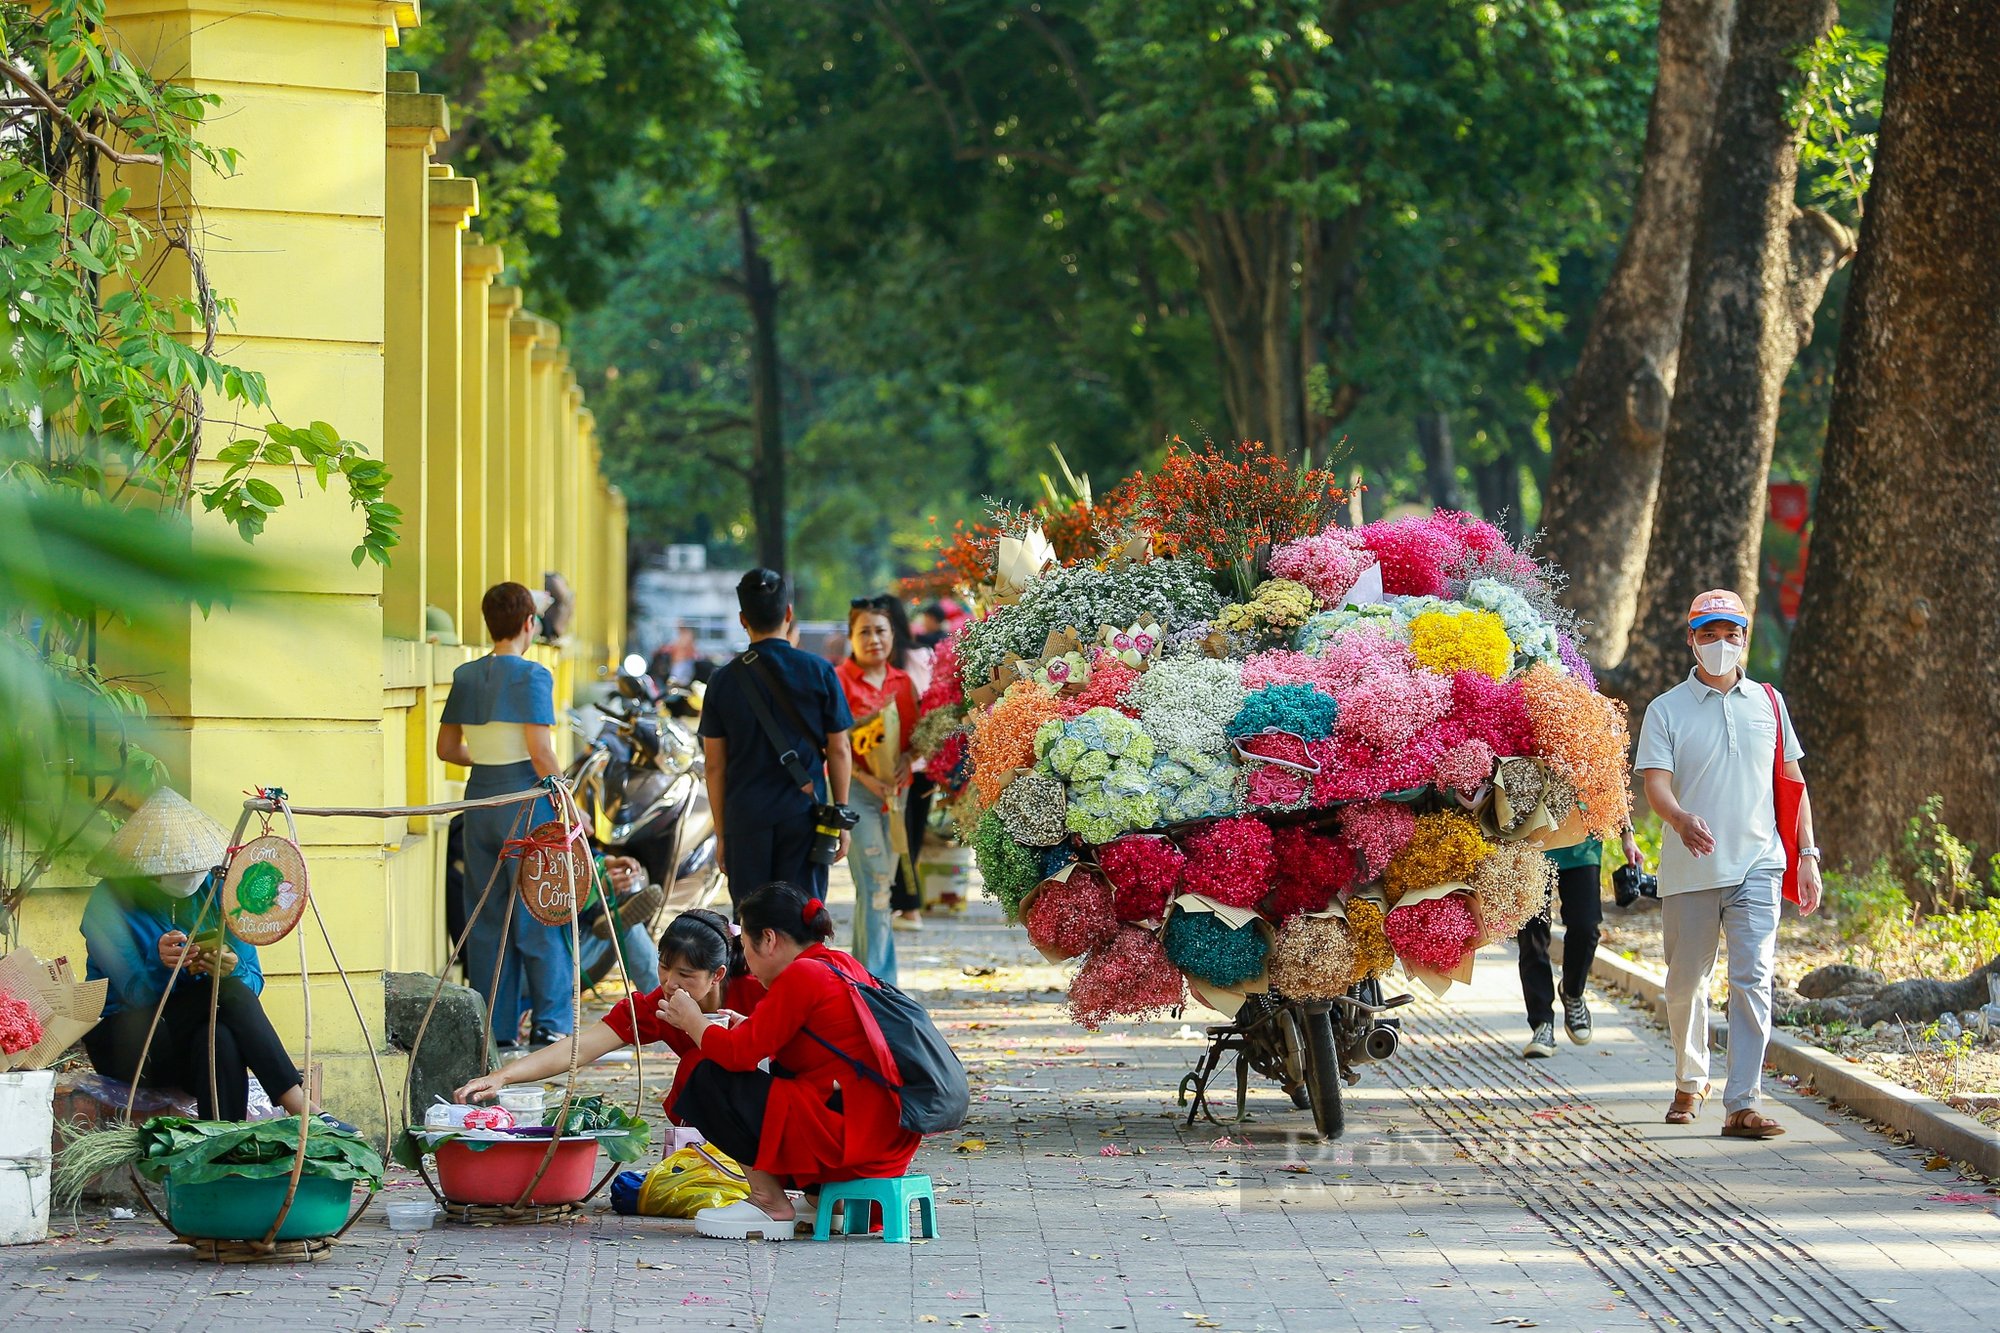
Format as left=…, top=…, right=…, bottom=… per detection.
left=1385, top=1006, right=1905, bottom=1333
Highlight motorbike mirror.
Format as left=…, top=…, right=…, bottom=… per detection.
left=622, top=653, right=648, bottom=677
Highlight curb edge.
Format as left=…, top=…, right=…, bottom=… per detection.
left=1588, top=945, right=2000, bottom=1179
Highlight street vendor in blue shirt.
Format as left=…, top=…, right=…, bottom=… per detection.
left=436, top=581, right=572, bottom=1048
left=80, top=788, right=311, bottom=1122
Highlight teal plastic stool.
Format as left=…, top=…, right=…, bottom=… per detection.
left=811, top=1174, right=938, bottom=1242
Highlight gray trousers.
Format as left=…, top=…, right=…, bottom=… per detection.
left=1660, top=866, right=1782, bottom=1114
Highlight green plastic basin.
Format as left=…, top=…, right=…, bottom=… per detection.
left=164, top=1172, right=357, bottom=1241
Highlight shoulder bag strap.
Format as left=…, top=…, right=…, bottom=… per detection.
left=742, top=649, right=819, bottom=740
left=1761, top=682, right=1788, bottom=785
left=799, top=958, right=896, bottom=1090
left=735, top=649, right=821, bottom=795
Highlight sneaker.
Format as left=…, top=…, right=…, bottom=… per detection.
left=1562, top=993, right=1593, bottom=1045
left=891, top=913, right=923, bottom=932
left=1523, top=1022, right=1557, bottom=1059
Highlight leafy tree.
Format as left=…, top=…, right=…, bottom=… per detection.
left=762, top=0, right=1655, bottom=462
left=391, top=0, right=752, bottom=312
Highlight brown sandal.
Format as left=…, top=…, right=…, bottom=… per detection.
left=1664, top=1085, right=1710, bottom=1124
left=1721, top=1109, right=1786, bottom=1139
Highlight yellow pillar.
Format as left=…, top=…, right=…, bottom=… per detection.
left=554, top=374, right=579, bottom=596
left=92, top=0, right=423, bottom=1129
left=507, top=312, right=545, bottom=591
left=609, top=487, right=630, bottom=661
left=576, top=409, right=600, bottom=665
left=425, top=166, right=477, bottom=644
left=528, top=322, right=563, bottom=589
left=382, top=72, right=444, bottom=640
left=460, top=239, right=503, bottom=623
left=488, top=287, right=525, bottom=603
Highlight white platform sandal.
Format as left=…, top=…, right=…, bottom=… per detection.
left=694, top=1199, right=796, bottom=1241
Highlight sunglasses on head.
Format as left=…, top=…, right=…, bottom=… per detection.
left=850, top=595, right=895, bottom=610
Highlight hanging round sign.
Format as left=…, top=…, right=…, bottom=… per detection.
left=514, top=820, right=587, bottom=927
left=220, top=835, right=310, bottom=945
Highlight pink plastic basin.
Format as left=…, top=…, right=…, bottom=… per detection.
left=434, top=1137, right=599, bottom=1206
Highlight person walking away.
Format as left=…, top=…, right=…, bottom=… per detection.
left=698, top=570, right=855, bottom=911
left=1635, top=589, right=1820, bottom=1138
left=1518, top=828, right=1640, bottom=1058
left=438, top=582, right=573, bottom=1049
left=81, top=789, right=319, bottom=1122
left=837, top=598, right=918, bottom=982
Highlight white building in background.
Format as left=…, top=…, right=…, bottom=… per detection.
left=631, top=545, right=743, bottom=661
left=630, top=545, right=844, bottom=665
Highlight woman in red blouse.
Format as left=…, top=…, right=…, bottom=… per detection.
left=836, top=597, right=919, bottom=985
left=455, top=908, right=763, bottom=1124
left=663, top=880, right=922, bottom=1241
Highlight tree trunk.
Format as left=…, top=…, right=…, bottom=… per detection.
left=1784, top=0, right=2000, bottom=877
left=1414, top=408, right=1462, bottom=511
left=1473, top=456, right=1525, bottom=545
left=1612, top=0, right=1850, bottom=711
left=1541, top=0, right=1735, bottom=664
left=1190, top=204, right=1308, bottom=458
left=738, top=200, right=787, bottom=573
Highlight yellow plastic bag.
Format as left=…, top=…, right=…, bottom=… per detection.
left=623, top=1144, right=750, bottom=1219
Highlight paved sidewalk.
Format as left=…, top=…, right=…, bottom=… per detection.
left=5, top=887, right=1996, bottom=1332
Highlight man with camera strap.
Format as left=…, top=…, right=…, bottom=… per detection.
left=699, top=569, right=857, bottom=912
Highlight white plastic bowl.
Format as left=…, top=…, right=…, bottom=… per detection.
left=496, top=1086, right=546, bottom=1127
left=384, top=1199, right=436, bottom=1232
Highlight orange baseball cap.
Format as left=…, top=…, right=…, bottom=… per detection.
left=1687, top=588, right=1748, bottom=628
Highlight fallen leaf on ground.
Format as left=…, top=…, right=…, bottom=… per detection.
left=955, top=1139, right=988, bottom=1153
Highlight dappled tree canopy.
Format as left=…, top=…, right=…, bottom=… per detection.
left=401, top=1, right=1663, bottom=610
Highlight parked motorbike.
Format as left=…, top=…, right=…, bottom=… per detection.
left=563, top=659, right=723, bottom=985
left=1180, top=975, right=1412, bottom=1140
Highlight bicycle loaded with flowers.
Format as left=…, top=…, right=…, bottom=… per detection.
left=909, top=440, right=1632, bottom=1137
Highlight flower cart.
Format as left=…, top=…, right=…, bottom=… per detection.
left=56, top=797, right=394, bottom=1261
left=915, top=442, right=1633, bottom=1137
left=387, top=778, right=652, bottom=1223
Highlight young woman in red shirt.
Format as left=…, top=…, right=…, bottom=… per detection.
left=835, top=597, right=919, bottom=985
left=455, top=908, right=764, bottom=1124
left=663, top=880, right=922, bottom=1241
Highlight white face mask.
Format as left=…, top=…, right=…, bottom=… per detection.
left=157, top=869, right=209, bottom=899
left=1694, top=638, right=1743, bottom=677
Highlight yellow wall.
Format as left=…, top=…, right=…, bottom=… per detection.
left=19, top=2, right=628, bottom=1136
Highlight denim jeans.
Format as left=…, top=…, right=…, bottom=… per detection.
left=461, top=763, right=574, bottom=1040
left=1661, top=866, right=1782, bottom=1113
left=579, top=920, right=661, bottom=995
left=847, top=802, right=899, bottom=985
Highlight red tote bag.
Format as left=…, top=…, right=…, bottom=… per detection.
left=1761, top=682, right=1805, bottom=906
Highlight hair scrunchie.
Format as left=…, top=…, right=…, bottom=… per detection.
left=802, top=897, right=825, bottom=926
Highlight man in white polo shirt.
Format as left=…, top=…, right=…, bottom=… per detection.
left=1634, top=589, right=1820, bottom=1139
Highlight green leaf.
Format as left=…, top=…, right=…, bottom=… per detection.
left=243, top=478, right=286, bottom=508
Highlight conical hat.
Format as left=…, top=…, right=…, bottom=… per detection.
left=90, top=788, right=230, bottom=877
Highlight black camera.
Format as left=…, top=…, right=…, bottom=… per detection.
left=1612, top=862, right=1660, bottom=908
left=810, top=802, right=861, bottom=865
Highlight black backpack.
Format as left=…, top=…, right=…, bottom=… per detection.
left=803, top=959, right=971, bottom=1136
